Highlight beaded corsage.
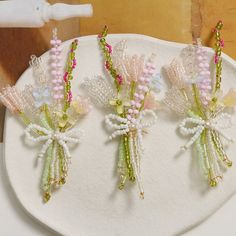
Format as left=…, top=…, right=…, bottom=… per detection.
left=164, top=21, right=236, bottom=187
left=83, top=26, right=160, bottom=198
left=0, top=29, right=91, bottom=202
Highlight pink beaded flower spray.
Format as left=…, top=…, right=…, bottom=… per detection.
left=164, top=21, right=236, bottom=187
left=0, top=29, right=91, bottom=202
left=84, top=26, right=160, bottom=198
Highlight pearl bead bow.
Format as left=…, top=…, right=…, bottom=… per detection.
left=179, top=112, right=233, bottom=150
left=25, top=123, right=83, bottom=159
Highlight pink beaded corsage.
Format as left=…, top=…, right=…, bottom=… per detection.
left=83, top=26, right=160, bottom=198
left=164, top=21, right=236, bottom=187
left=0, top=29, right=91, bottom=202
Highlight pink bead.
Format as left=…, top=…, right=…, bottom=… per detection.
left=134, top=93, right=139, bottom=98
left=139, top=94, right=144, bottom=100
left=133, top=109, right=139, bottom=114
left=131, top=118, right=136, bottom=123
left=220, top=39, right=224, bottom=47
left=51, top=63, right=57, bottom=68
left=52, top=79, right=57, bottom=83
left=196, top=49, right=201, bottom=54
left=59, top=94, right=64, bottom=99
left=130, top=100, right=135, bottom=106
left=143, top=69, right=149, bottom=75
left=59, top=86, right=63, bottom=90
left=56, top=55, right=62, bottom=60
left=150, top=64, right=155, bottom=70
left=53, top=87, right=59, bottom=91
left=57, top=79, right=63, bottom=83
left=51, top=54, right=57, bottom=60
left=139, top=77, right=145, bottom=82
left=136, top=102, right=141, bottom=108
left=57, top=71, right=62, bottom=76
left=105, top=43, right=112, bottom=54
left=56, top=39, right=62, bottom=44
left=214, top=55, right=219, bottom=64
left=128, top=109, right=133, bottom=114
left=197, top=56, right=203, bottom=60
left=54, top=94, right=59, bottom=99
left=146, top=62, right=152, bottom=68
left=56, top=63, right=62, bottom=68
left=51, top=70, right=57, bottom=75
left=127, top=115, right=132, bottom=120
left=51, top=48, right=57, bottom=52
left=145, top=78, right=151, bottom=83
left=50, top=39, right=56, bottom=45
left=138, top=85, right=143, bottom=90
left=143, top=86, right=149, bottom=92
left=199, top=63, right=204, bottom=68
left=57, top=47, right=62, bottom=52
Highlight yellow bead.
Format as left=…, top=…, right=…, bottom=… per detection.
left=43, top=192, right=51, bottom=202
left=223, top=89, right=236, bottom=107
left=59, top=177, right=66, bottom=185
left=210, top=179, right=217, bottom=187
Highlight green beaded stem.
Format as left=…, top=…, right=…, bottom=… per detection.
left=195, top=137, right=207, bottom=175
left=118, top=136, right=127, bottom=189
left=123, top=135, right=135, bottom=182
left=63, top=39, right=78, bottom=114
left=99, top=26, right=122, bottom=93
left=43, top=104, right=54, bottom=129
left=212, top=20, right=224, bottom=99
left=42, top=142, right=54, bottom=202
left=98, top=26, right=136, bottom=190
left=211, top=130, right=232, bottom=167
left=58, top=144, right=67, bottom=184
left=192, top=84, right=205, bottom=118
left=19, top=112, right=31, bottom=126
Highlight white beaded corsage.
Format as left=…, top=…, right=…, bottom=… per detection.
left=0, top=29, right=91, bottom=202
left=83, top=26, right=160, bottom=198
left=164, top=21, right=236, bottom=187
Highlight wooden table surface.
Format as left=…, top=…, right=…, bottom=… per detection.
left=1, top=0, right=236, bottom=141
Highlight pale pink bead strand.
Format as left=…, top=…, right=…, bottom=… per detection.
left=196, top=45, right=211, bottom=106
left=50, top=28, right=64, bottom=102
left=128, top=58, right=156, bottom=124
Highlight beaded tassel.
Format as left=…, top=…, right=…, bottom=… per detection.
left=164, top=21, right=235, bottom=187
left=87, top=26, right=159, bottom=198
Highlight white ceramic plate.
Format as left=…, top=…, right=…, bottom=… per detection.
left=3, top=34, right=236, bottom=236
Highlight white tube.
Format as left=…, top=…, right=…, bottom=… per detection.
left=0, top=0, right=93, bottom=28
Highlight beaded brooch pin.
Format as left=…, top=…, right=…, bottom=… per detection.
left=0, top=29, right=91, bottom=202
left=164, top=21, right=236, bottom=187
left=83, top=26, right=160, bottom=198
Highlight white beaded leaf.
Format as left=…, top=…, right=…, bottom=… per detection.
left=82, top=76, right=116, bottom=107
left=29, top=55, right=47, bottom=84
left=164, top=87, right=191, bottom=116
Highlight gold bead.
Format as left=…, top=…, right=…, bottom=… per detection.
left=129, top=176, right=135, bottom=182
left=43, top=192, right=51, bottom=203
left=210, top=180, right=217, bottom=187
left=140, top=192, right=144, bottom=199
left=59, top=177, right=66, bottom=185
left=118, top=184, right=124, bottom=190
